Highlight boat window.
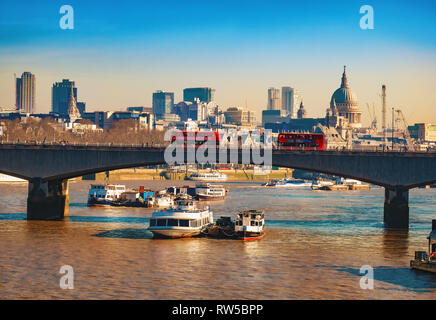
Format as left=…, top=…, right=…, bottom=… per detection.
left=251, top=214, right=257, bottom=219
left=157, top=219, right=166, bottom=227
left=251, top=221, right=256, bottom=226
left=167, top=219, right=178, bottom=227
left=190, top=219, right=197, bottom=228
left=179, top=219, right=189, bottom=227
left=150, top=219, right=157, bottom=227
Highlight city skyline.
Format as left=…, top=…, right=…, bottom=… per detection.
left=1, top=0, right=436, bottom=125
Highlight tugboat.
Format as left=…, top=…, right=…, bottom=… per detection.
left=203, top=210, right=266, bottom=240
left=234, top=209, right=265, bottom=240
left=410, top=219, right=436, bottom=273
left=148, top=195, right=213, bottom=238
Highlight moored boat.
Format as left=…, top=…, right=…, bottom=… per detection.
left=155, top=195, right=174, bottom=208
left=410, top=219, right=436, bottom=274
left=186, top=171, right=228, bottom=182
left=263, top=178, right=312, bottom=188
left=234, top=210, right=265, bottom=240
left=195, top=183, right=227, bottom=201
left=148, top=195, right=213, bottom=238
left=87, top=184, right=126, bottom=206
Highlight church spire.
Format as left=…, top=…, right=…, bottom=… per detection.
left=67, top=86, right=81, bottom=122
left=341, top=65, right=349, bottom=88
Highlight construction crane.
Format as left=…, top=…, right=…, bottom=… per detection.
left=366, top=103, right=377, bottom=131
left=395, top=109, right=414, bottom=148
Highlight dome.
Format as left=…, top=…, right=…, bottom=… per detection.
left=330, top=66, right=358, bottom=107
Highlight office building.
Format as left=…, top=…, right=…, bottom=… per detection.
left=16, top=72, right=35, bottom=113
left=52, top=79, right=85, bottom=116
left=152, top=91, right=174, bottom=119
left=224, top=107, right=257, bottom=126
left=267, top=88, right=280, bottom=110
left=183, top=87, right=215, bottom=103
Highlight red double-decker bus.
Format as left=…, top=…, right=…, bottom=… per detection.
left=171, top=131, right=220, bottom=148
left=277, top=133, right=325, bottom=151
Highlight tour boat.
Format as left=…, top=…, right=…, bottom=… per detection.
left=148, top=195, right=213, bottom=238
left=195, top=183, right=227, bottom=201
left=87, top=184, right=126, bottom=206
left=234, top=209, right=265, bottom=240
left=187, top=171, right=228, bottom=182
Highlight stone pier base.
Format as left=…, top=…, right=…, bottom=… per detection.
left=384, top=188, right=409, bottom=229
left=27, top=178, right=69, bottom=220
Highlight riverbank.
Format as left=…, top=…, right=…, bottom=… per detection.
left=82, top=168, right=293, bottom=181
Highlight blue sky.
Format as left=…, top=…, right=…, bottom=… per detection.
left=1, top=0, right=436, bottom=124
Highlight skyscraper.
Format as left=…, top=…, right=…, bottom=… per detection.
left=152, top=90, right=174, bottom=119
left=183, top=87, right=215, bottom=103
left=52, top=79, right=78, bottom=116
left=281, top=87, right=301, bottom=118
left=267, top=87, right=280, bottom=110
left=281, top=87, right=293, bottom=113
left=16, top=72, right=35, bottom=113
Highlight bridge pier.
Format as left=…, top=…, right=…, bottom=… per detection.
left=384, top=187, right=409, bottom=229
left=27, top=178, right=69, bottom=220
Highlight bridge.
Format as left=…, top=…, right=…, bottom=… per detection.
left=0, top=143, right=436, bottom=229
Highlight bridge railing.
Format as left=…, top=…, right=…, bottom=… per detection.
left=0, top=140, right=435, bottom=153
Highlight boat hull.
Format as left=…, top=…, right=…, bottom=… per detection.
left=87, top=198, right=112, bottom=207
left=196, top=195, right=225, bottom=201
left=236, top=231, right=265, bottom=241
left=149, top=227, right=203, bottom=239
left=410, top=260, right=436, bottom=273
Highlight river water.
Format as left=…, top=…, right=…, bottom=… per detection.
left=0, top=180, right=435, bottom=299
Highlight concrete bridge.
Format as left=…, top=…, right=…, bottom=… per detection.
left=1, top=143, right=436, bottom=229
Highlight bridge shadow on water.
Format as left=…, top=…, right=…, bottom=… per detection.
left=316, top=265, right=436, bottom=293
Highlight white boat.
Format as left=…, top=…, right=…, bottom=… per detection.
left=263, top=178, right=312, bottom=188
left=195, top=183, right=227, bottom=201
left=187, top=171, right=228, bottom=182
left=87, top=184, right=126, bottom=206
left=148, top=196, right=213, bottom=238
left=0, top=173, right=26, bottom=183
left=155, top=195, right=174, bottom=208
left=235, top=210, right=265, bottom=240
left=311, top=179, right=335, bottom=190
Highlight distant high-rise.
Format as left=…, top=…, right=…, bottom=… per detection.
left=281, top=87, right=301, bottom=118
left=183, top=87, right=215, bottom=103
left=267, top=88, right=280, bottom=110
left=52, top=79, right=78, bottom=116
left=16, top=72, right=35, bottom=113
left=152, top=90, right=174, bottom=119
